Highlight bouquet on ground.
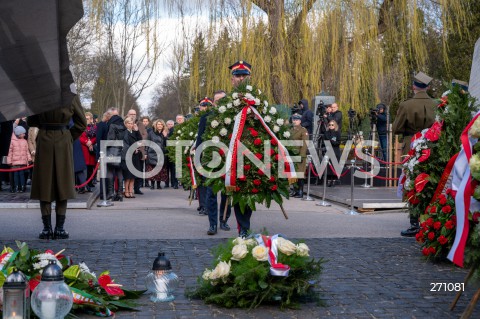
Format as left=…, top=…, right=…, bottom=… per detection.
left=416, top=189, right=457, bottom=258
left=0, top=241, right=145, bottom=317
left=186, top=233, right=324, bottom=309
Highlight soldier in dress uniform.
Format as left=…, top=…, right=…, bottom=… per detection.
left=392, top=71, right=436, bottom=237
left=289, top=114, right=309, bottom=198
left=392, top=72, right=436, bottom=156
left=27, top=96, right=87, bottom=239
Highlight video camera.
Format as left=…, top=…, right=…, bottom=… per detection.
left=292, top=103, right=301, bottom=114
left=369, top=108, right=377, bottom=124
left=316, top=100, right=327, bottom=117
left=347, top=108, right=356, bottom=119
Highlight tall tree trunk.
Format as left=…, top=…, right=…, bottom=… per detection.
left=267, top=0, right=287, bottom=104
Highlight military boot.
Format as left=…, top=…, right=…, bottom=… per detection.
left=39, top=215, right=53, bottom=240
left=54, top=215, right=69, bottom=239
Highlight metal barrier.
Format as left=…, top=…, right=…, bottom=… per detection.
left=302, top=155, right=314, bottom=201
left=97, top=151, right=113, bottom=208
left=316, top=155, right=331, bottom=207
left=346, top=159, right=359, bottom=215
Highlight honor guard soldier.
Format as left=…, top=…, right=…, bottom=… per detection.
left=393, top=71, right=436, bottom=237
left=289, top=113, right=309, bottom=198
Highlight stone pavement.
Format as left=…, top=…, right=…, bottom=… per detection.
left=0, top=186, right=479, bottom=318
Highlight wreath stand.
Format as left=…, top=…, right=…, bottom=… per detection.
left=450, top=266, right=480, bottom=319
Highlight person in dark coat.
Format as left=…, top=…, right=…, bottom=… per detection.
left=324, top=120, right=341, bottom=187
left=166, top=120, right=178, bottom=188
left=73, top=138, right=87, bottom=193
left=106, top=112, right=126, bottom=201
left=299, top=99, right=314, bottom=138
left=146, top=119, right=169, bottom=189
left=95, top=110, right=112, bottom=199
left=329, top=103, right=343, bottom=133
left=27, top=96, right=87, bottom=239
left=122, top=116, right=142, bottom=198
left=375, top=103, right=388, bottom=162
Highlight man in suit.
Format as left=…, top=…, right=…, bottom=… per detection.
left=392, top=71, right=436, bottom=237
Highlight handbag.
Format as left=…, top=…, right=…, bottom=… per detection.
left=1, top=156, right=7, bottom=165
left=106, top=146, right=122, bottom=167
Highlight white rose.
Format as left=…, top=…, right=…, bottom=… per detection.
left=244, top=238, right=257, bottom=247
left=252, top=245, right=269, bottom=261
left=233, top=99, right=241, bottom=107
left=218, top=106, right=227, bottom=113
left=224, top=118, right=232, bottom=125
left=296, top=243, right=310, bottom=257
left=202, top=269, right=212, bottom=280
left=231, top=244, right=248, bottom=261
left=262, top=107, right=267, bottom=114
left=176, top=136, right=180, bottom=140
left=220, top=128, right=228, bottom=136
left=245, top=93, right=254, bottom=99
left=273, top=125, right=280, bottom=133
left=254, top=98, right=261, bottom=105
left=470, top=153, right=480, bottom=177
left=283, top=131, right=291, bottom=138
left=269, top=107, right=277, bottom=115
left=189, top=132, right=194, bottom=136
left=276, top=237, right=296, bottom=256
left=258, top=89, right=262, bottom=94
left=227, top=103, right=233, bottom=109
left=195, top=133, right=198, bottom=137
left=264, top=100, right=269, bottom=107
left=246, top=85, right=253, bottom=91
left=264, top=115, right=271, bottom=123
left=232, top=92, right=238, bottom=99
left=276, top=118, right=284, bottom=125
left=470, top=117, right=480, bottom=138
left=233, top=237, right=245, bottom=245
left=213, top=261, right=231, bottom=278
left=212, top=136, right=220, bottom=143
left=211, top=120, right=219, bottom=128
left=177, top=130, right=182, bottom=134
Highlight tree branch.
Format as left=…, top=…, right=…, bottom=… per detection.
left=378, top=0, right=395, bottom=35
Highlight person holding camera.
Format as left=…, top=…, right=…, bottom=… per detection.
left=375, top=104, right=388, bottom=162
left=329, top=103, right=343, bottom=132
left=299, top=99, right=314, bottom=138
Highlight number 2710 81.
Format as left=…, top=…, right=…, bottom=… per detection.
left=430, top=283, right=464, bottom=292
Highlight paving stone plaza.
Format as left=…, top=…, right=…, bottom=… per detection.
left=1, top=186, right=480, bottom=318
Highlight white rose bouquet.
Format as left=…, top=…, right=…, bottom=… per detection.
left=187, top=232, right=324, bottom=309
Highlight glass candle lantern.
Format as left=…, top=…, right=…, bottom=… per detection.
left=31, top=260, right=73, bottom=319
left=2, top=270, right=29, bottom=319
left=145, top=252, right=179, bottom=302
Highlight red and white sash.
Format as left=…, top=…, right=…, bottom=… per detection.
left=255, top=234, right=290, bottom=276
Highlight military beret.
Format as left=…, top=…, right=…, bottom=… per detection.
left=229, top=60, right=251, bottom=75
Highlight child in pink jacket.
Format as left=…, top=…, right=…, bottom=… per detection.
left=7, top=126, right=32, bottom=192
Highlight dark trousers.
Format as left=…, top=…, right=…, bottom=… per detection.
left=168, top=159, right=177, bottom=187
left=219, top=193, right=231, bottom=222
left=13, top=169, right=25, bottom=188
left=378, top=134, right=388, bottom=162
left=205, top=186, right=218, bottom=227
left=234, top=203, right=253, bottom=233
left=197, top=185, right=206, bottom=208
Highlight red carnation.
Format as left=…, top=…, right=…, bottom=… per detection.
left=433, top=221, right=442, bottom=230
left=426, top=218, right=434, bottom=227
left=269, top=176, right=275, bottom=182
left=416, top=231, right=425, bottom=243
left=253, top=179, right=262, bottom=186
left=250, top=129, right=259, bottom=137
left=244, top=164, right=251, bottom=171
left=252, top=188, right=259, bottom=193
left=235, top=186, right=241, bottom=192
left=430, top=206, right=437, bottom=214
left=239, top=176, right=247, bottom=182
left=274, top=154, right=280, bottom=161
left=438, top=235, right=448, bottom=245
left=255, top=153, right=263, bottom=160
left=439, top=195, right=447, bottom=205
left=442, top=205, right=452, bottom=214
left=445, top=220, right=454, bottom=229
left=425, top=121, right=443, bottom=142
left=187, top=163, right=192, bottom=168
left=473, top=212, right=480, bottom=224
left=271, top=138, right=278, bottom=146
left=218, top=148, right=225, bottom=156
left=271, top=185, right=278, bottom=191
left=422, top=248, right=430, bottom=256
left=428, top=232, right=435, bottom=241
left=270, top=149, right=276, bottom=156
left=428, top=247, right=436, bottom=255
left=257, top=169, right=265, bottom=176
left=254, top=138, right=262, bottom=146
left=438, top=96, right=448, bottom=108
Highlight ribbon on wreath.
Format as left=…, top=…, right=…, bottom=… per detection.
left=447, top=112, right=480, bottom=267
left=187, top=155, right=197, bottom=189
left=225, top=105, right=297, bottom=191
left=0, top=251, right=18, bottom=271
left=71, top=287, right=114, bottom=317
left=254, top=234, right=290, bottom=276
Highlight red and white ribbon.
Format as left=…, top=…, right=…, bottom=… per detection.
left=188, top=155, right=197, bottom=188
left=225, top=105, right=297, bottom=189
left=255, top=234, right=290, bottom=276
left=447, top=112, right=480, bottom=267
left=0, top=251, right=16, bottom=270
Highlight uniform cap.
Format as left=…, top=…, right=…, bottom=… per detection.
left=199, top=97, right=213, bottom=106
left=413, top=71, right=433, bottom=88
left=452, top=79, right=469, bottom=91
left=228, top=60, right=251, bottom=75
left=291, top=114, right=302, bottom=120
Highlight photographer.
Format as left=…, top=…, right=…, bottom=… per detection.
left=317, top=102, right=331, bottom=135
left=329, top=103, right=343, bottom=132
left=375, top=104, right=388, bottom=162
left=299, top=99, right=313, bottom=138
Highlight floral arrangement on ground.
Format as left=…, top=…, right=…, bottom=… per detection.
left=0, top=241, right=145, bottom=317
left=186, top=233, right=324, bottom=309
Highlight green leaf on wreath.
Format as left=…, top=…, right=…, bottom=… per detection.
left=0, top=271, right=5, bottom=288
left=474, top=185, right=480, bottom=201
left=258, top=280, right=268, bottom=289
left=64, top=265, right=80, bottom=280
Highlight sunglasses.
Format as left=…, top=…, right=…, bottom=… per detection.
left=328, top=124, right=335, bottom=126
left=200, top=102, right=211, bottom=107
